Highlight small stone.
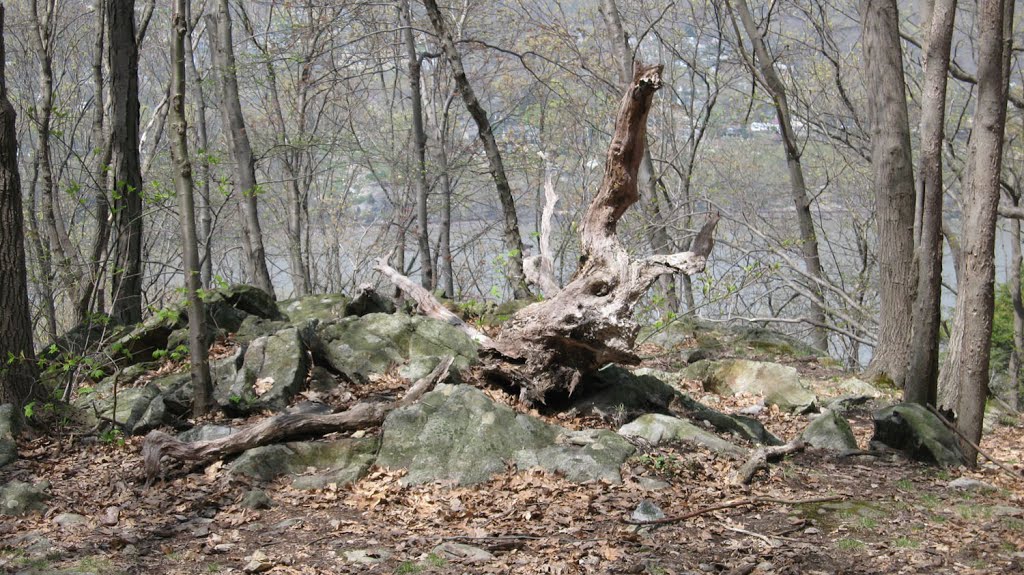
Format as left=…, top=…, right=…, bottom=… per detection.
left=342, top=549, right=391, bottom=564
left=739, top=403, right=765, bottom=416
left=431, top=541, right=494, bottom=562
left=52, top=512, right=88, bottom=528
left=947, top=477, right=997, bottom=492
left=100, top=505, right=120, bottom=526
left=212, top=543, right=236, bottom=554
left=241, top=489, right=273, bottom=510
left=804, top=527, right=820, bottom=535
left=636, top=476, right=671, bottom=491
left=631, top=499, right=666, bottom=523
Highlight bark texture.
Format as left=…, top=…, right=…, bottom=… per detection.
left=422, top=0, right=530, bottom=299
left=0, top=5, right=40, bottom=412
left=170, top=0, right=213, bottom=417
left=488, top=64, right=717, bottom=404
left=108, top=0, right=144, bottom=324
left=401, top=0, right=433, bottom=291
left=937, top=0, right=1009, bottom=464
left=862, top=0, right=917, bottom=391
left=906, top=0, right=956, bottom=406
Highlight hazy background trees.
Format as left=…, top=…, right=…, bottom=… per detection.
left=4, top=0, right=1024, bottom=430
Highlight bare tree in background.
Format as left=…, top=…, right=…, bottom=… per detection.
left=730, top=0, right=829, bottom=352
left=422, top=0, right=530, bottom=300
left=208, top=0, right=276, bottom=299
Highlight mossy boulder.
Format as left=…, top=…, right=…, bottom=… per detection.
left=229, top=437, right=379, bottom=489
left=801, top=411, right=858, bottom=451
left=0, top=480, right=49, bottom=516
left=871, top=403, right=966, bottom=467
left=314, top=313, right=478, bottom=383
left=214, top=326, right=312, bottom=413
left=377, top=384, right=634, bottom=485
left=280, top=293, right=351, bottom=324
left=619, top=414, right=748, bottom=458
left=687, top=359, right=817, bottom=413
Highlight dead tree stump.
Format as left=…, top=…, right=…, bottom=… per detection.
left=485, top=63, right=719, bottom=404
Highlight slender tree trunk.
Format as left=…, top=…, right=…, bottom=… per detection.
left=170, top=0, right=212, bottom=417
left=108, top=0, right=145, bottom=325
left=401, top=0, right=433, bottom=290
left=185, top=5, right=213, bottom=288
left=80, top=0, right=112, bottom=322
left=25, top=158, right=58, bottom=341
left=208, top=0, right=276, bottom=299
left=733, top=0, right=829, bottom=352
left=937, top=0, right=1010, bottom=465
left=422, top=0, right=530, bottom=299
left=907, top=0, right=957, bottom=406
left=0, top=5, right=40, bottom=415
left=861, top=0, right=917, bottom=391
left=435, top=91, right=456, bottom=298
left=1008, top=193, right=1024, bottom=410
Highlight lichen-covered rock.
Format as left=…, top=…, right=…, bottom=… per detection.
left=280, top=293, right=351, bottom=324
left=344, top=285, right=396, bottom=317
left=687, top=359, right=817, bottom=413
left=215, top=326, right=312, bottom=413
left=377, top=384, right=634, bottom=485
left=619, top=414, right=748, bottom=458
left=871, top=403, right=965, bottom=467
left=801, top=411, right=858, bottom=451
left=0, top=404, right=16, bottom=468
left=0, top=480, right=49, bottom=516
left=205, top=284, right=284, bottom=323
left=834, top=377, right=883, bottom=399
left=315, top=314, right=478, bottom=383
left=229, top=437, right=378, bottom=489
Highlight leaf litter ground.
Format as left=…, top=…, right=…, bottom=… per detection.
left=2, top=358, right=1023, bottom=575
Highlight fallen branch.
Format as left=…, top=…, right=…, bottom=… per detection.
left=732, top=440, right=806, bottom=485
left=623, top=494, right=842, bottom=526
left=373, top=258, right=493, bottom=346
left=926, top=404, right=1021, bottom=478
left=142, top=356, right=455, bottom=486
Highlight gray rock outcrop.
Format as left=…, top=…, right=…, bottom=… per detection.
left=377, top=384, right=635, bottom=485
left=871, top=403, right=966, bottom=467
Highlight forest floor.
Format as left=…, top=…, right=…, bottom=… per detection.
left=1, top=357, right=1023, bottom=575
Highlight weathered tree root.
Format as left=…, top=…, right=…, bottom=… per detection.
left=142, top=356, right=454, bottom=486
left=731, top=440, right=806, bottom=485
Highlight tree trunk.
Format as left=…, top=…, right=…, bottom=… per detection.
left=1008, top=193, right=1023, bottom=410
left=906, top=0, right=956, bottom=406
left=401, top=0, right=433, bottom=291
left=208, top=0, right=275, bottom=300
left=0, top=5, right=40, bottom=414
left=185, top=4, right=213, bottom=288
left=170, top=0, right=213, bottom=417
left=436, top=90, right=456, bottom=298
left=861, top=0, right=917, bottom=391
left=733, top=0, right=829, bottom=352
left=422, top=0, right=530, bottom=299
left=488, top=64, right=717, bottom=404
left=937, top=0, right=1010, bottom=465
left=79, top=0, right=112, bottom=323
left=108, top=0, right=145, bottom=325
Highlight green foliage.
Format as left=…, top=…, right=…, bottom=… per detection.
left=990, top=277, right=1021, bottom=373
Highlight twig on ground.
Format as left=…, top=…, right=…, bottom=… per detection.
left=623, top=494, right=842, bottom=526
